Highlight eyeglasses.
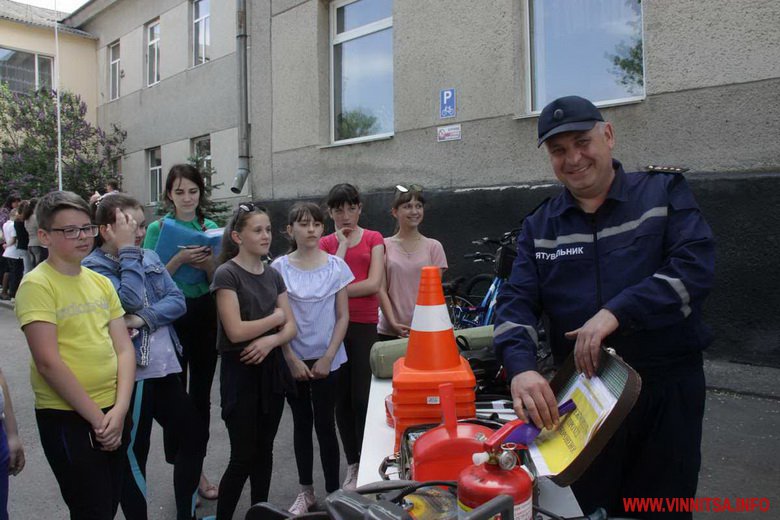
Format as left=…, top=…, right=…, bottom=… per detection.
left=396, top=184, right=423, bottom=194
left=50, top=225, right=99, bottom=239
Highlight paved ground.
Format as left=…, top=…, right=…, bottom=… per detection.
left=1, top=305, right=779, bottom=519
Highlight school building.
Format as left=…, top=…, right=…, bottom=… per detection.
left=56, top=0, right=780, bottom=367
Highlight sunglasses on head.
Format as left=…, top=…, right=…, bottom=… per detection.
left=238, top=201, right=268, bottom=213
left=395, top=184, right=423, bottom=194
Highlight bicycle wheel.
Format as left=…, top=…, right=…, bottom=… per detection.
left=445, top=295, right=474, bottom=329
left=464, top=273, right=493, bottom=304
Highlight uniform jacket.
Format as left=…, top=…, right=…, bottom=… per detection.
left=83, top=246, right=186, bottom=366
left=494, top=160, right=715, bottom=379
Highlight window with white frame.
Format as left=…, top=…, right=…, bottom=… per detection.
left=109, top=42, right=120, bottom=100
left=193, top=0, right=210, bottom=66
left=191, top=135, right=212, bottom=187
left=528, top=0, right=644, bottom=112
left=147, top=21, right=161, bottom=86
left=0, top=46, right=53, bottom=94
left=330, top=0, right=393, bottom=143
left=148, top=147, right=162, bottom=203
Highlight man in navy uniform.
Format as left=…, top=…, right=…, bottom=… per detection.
left=494, top=95, right=715, bottom=518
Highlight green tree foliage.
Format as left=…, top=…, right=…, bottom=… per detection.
left=189, top=154, right=231, bottom=226
left=337, top=108, right=378, bottom=140
left=609, top=38, right=644, bottom=95
left=608, top=0, right=644, bottom=96
left=0, top=85, right=126, bottom=199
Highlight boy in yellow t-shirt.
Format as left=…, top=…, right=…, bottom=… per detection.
left=14, top=191, right=135, bottom=518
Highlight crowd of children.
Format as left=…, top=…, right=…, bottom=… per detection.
left=3, top=167, right=443, bottom=520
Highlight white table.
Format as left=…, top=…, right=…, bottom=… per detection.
left=358, top=377, right=583, bottom=517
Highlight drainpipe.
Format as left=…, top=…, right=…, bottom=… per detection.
left=231, top=0, right=251, bottom=194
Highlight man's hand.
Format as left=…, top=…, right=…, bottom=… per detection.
left=565, top=308, right=619, bottom=378
left=510, top=370, right=559, bottom=430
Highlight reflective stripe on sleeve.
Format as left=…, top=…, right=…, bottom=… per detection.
left=494, top=321, right=539, bottom=346
left=653, top=273, right=692, bottom=317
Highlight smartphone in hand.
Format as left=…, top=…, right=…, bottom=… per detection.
left=88, top=429, right=102, bottom=450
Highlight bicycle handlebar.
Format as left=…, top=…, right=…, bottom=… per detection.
left=464, top=252, right=495, bottom=262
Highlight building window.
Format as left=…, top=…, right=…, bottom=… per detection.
left=330, top=0, right=393, bottom=143
left=528, top=0, right=644, bottom=112
left=147, top=21, right=161, bottom=86
left=0, top=46, right=53, bottom=94
left=193, top=0, right=210, bottom=66
left=191, top=135, right=212, bottom=187
left=109, top=42, right=120, bottom=100
left=148, top=147, right=162, bottom=203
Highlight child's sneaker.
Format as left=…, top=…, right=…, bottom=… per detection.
left=342, top=463, right=359, bottom=491
left=289, top=488, right=316, bottom=516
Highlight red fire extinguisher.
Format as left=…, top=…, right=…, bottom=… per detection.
left=457, top=419, right=534, bottom=520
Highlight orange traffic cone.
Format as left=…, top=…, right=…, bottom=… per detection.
left=403, top=266, right=461, bottom=370
left=391, top=266, right=477, bottom=450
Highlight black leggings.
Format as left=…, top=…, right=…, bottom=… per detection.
left=5, top=259, right=22, bottom=297
left=121, top=375, right=207, bottom=520
left=36, top=408, right=128, bottom=520
left=217, top=352, right=285, bottom=519
left=169, top=293, right=218, bottom=460
left=287, top=363, right=341, bottom=493
left=336, top=322, right=376, bottom=465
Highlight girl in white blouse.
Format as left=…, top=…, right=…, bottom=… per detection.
left=271, top=202, right=353, bottom=515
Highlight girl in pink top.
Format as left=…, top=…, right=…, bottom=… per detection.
left=319, top=183, right=384, bottom=490
left=378, top=185, right=448, bottom=340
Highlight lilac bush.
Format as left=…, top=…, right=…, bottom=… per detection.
left=0, top=84, right=126, bottom=198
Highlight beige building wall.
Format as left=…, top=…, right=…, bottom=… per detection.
left=0, top=19, right=98, bottom=122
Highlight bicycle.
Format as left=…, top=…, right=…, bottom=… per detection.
left=446, top=229, right=520, bottom=329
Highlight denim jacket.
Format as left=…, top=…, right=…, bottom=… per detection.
left=83, top=246, right=186, bottom=366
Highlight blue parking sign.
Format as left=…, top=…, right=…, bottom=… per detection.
left=440, top=88, right=456, bottom=119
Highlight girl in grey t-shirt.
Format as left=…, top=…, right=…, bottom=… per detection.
left=211, top=203, right=298, bottom=519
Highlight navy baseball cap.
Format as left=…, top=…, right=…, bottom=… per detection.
left=537, top=96, right=604, bottom=147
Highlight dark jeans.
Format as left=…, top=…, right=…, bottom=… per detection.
left=36, top=408, right=128, bottom=520
left=121, top=375, right=207, bottom=520
left=216, top=352, right=285, bottom=519
left=336, top=322, right=376, bottom=465
left=571, top=365, right=706, bottom=519
left=5, top=259, right=22, bottom=297
left=168, top=293, right=218, bottom=461
left=287, top=363, right=341, bottom=493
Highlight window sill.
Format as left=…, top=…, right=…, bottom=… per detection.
left=189, top=60, right=211, bottom=71
left=319, top=132, right=394, bottom=149
left=512, top=95, right=645, bottom=120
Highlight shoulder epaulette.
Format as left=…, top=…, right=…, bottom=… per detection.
left=645, top=164, right=689, bottom=174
